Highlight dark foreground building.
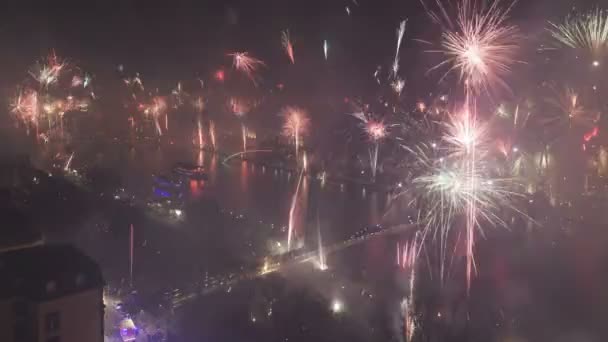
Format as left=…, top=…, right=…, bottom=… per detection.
left=0, top=244, right=104, bottom=342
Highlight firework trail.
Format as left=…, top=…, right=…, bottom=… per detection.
left=84, top=74, right=92, bottom=88
left=141, top=96, right=167, bottom=136
left=230, top=97, right=251, bottom=154
left=392, top=20, right=408, bottom=77
left=426, top=0, right=519, bottom=93
left=282, top=30, right=295, bottom=64
left=397, top=233, right=421, bottom=342
left=323, top=40, right=329, bottom=60
left=197, top=117, right=204, bottom=149
left=222, top=150, right=273, bottom=164
left=351, top=111, right=387, bottom=180
left=368, top=121, right=387, bottom=180
left=240, top=123, right=247, bottom=154
left=209, top=121, right=217, bottom=150
left=193, top=97, right=205, bottom=113
left=549, top=8, right=608, bottom=59
left=316, top=212, right=327, bottom=271
left=228, top=52, right=266, bottom=86
left=64, top=152, right=75, bottom=171
left=172, top=81, right=186, bottom=107
left=287, top=167, right=305, bottom=252
left=281, top=106, right=310, bottom=157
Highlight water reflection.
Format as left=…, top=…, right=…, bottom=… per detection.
left=57, top=143, right=390, bottom=247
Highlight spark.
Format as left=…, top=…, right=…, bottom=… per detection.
left=139, top=96, right=167, bottom=136
left=230, top=97, right=250, bottom=118
left=193, top=97, right=205, bottom=113
left=323, top=40, right=329, bottom=60
left=331, top=299, right=344, bottom=314
left=545, top=86, right=591, bottom=129
left=443, top=109, right=486, bottom=156
left=172, top=81, right=185, bottom=107
left=71, top=75, right=83, bottom=87
left=83, top=73, right=92, bottom=88
left=428, top=0, right=519, bottom=92
left=150, top=96, right=167, bottom=117
left=366, top=120, right=388, bottom=142
left=29, top=51, right=67, bottom=89
left=282, top=30, right=295, bottom=64
left=392, top=20, right=408, bottom=76
left=124, top=73, right=144, bottom=91
left=549, top=8, right=608, bottom=58
left=281, top=106, right=310, bottom=157
left=11, top=89, right=39, bottom=126
left=228, top=52, right=265, bottom=86
left=392, top=77, right=406, bottom=96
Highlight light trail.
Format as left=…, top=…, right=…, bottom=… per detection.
left=222, top=150, right=273, bottom=164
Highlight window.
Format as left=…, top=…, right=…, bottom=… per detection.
left=45, top=311, right=60, bottom=332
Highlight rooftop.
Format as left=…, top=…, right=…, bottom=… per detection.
left=0, top=244, right=104, bottom=301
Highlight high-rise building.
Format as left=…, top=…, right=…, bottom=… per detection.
left=0, top=244, right=104, bottom=342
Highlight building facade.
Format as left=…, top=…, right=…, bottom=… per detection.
left=0, top=244, right=104, bottom=342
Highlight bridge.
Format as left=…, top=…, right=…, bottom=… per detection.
left=171, top=222, right=418, bottom=307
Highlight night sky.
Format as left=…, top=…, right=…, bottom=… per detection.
left=0, top=0, right=582, bottom=90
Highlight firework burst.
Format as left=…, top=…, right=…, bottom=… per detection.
left=281, top=106, right=310, bottom=157
left=29, top=51, right=68, bottom=89
left=392, top=77, right=406, bottom=96
left=545, top=86, right=594, bottom=130
left=230, top=97, right=252, bottom=153
left=351, top=110, right=389, bottom=180
left=228, top=52, right=266, bottom=86
left=549, top=8, right=608, bottom=58
left=427, top=0, right=519, bottom=92
left=11, top=89, right=39, bottom=127
left=404, top=111, right=526, bottom=289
